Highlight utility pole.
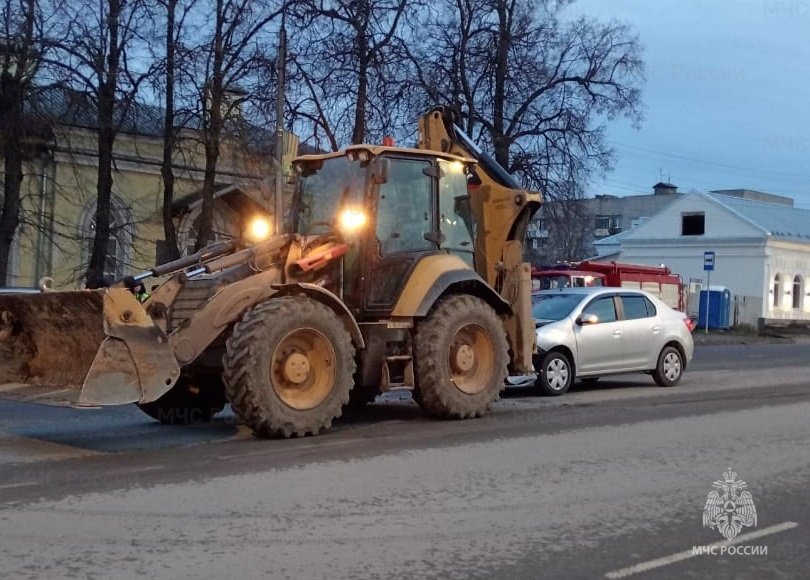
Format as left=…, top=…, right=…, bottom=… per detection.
left=274, top=19, right=287, bottom=236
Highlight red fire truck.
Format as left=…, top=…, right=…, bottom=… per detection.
left=532, top=260, right=686, bottom=311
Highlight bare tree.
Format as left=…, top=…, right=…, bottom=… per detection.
left=541, top=198, right=591, bottom=263
left=51, top=0, right=155, bottom=286
left=410, top=0, right=644, bottom=199
left=191, top=0, right=282, bottom=250
left=154, top=0, right=198, bottom=261
left=287, top=0, right=411, bottom=149
left=0, top=0, right=44, bottom=285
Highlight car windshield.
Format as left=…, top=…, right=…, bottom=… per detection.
left=531, top=293, right=584, bottom=321
left=295, top=156, right=366, bottom=235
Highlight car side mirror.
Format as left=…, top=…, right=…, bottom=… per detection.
left=576, top=313, right=599, bottom=326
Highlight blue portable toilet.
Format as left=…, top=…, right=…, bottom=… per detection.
left=698, top=286, right=732, bottom=330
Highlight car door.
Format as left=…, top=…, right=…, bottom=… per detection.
left=574, top=294, right=625, bottom=373
left=619, top=294, right=663, bottom=369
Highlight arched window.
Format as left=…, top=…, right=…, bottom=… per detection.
left=773, top=274, right=781, bottom=308
left=177, top=199, right=241, bottom=256
left=793, top=275, right=803, bottom=310
left=80, top=196, right=134, bottom=281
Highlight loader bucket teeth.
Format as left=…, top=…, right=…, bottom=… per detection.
left=0, top=289, right=180, bottom=407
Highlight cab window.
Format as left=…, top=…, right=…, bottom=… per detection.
left=437, top=159, right=474, bottom=257
left=375, top=159, right=433, bottom=255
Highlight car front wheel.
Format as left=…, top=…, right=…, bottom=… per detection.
left=535, top=351, right=573, bottom=396
left=653, top=346, right=684, bottom=387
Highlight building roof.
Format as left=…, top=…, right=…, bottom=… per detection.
left=26, top=85, right=320, bottom=156
left=708, top=193, right=810, bottom=242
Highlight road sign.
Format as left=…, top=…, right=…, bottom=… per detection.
left=703, top=251, right=715, bottom=272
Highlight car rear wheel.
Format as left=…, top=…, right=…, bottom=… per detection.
left=535, top=351, right=573, bottom=396
left=653, top=345, right=683, bottom=387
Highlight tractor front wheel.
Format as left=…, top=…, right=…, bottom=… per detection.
left=222, top=296, right=355, bottom=438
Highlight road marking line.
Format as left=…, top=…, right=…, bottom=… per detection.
left=0, top=481, right=37, bottom=490
left=605, top=521, right=799, bottom=579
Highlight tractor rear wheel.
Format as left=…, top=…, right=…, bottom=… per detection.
left=413, top=295, right=508, bottom=419
left=137, top=375, right=226, bottom=425
left=222, top=296, right=355, bottom=438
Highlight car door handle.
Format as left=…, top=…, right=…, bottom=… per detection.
left=613, top=330, right=622, bottom=337
left=651, top=325, right=662, bottom=334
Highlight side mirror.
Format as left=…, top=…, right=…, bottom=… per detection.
left=576, top=313, right=599, bottom=326
left=370, top=158, right=390, bottom=185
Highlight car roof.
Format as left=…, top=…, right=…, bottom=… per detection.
left=532, top=287, right=655, bottom=299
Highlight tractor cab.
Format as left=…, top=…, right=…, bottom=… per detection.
left=292, top=146, right=477, bottom=316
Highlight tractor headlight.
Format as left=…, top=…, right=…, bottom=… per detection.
left=245, top=216, right=272, bottom=243
left=337, top=207, right=368, bottom=234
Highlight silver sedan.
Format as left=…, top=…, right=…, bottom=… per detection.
left=532, top=287, right=695, bottom=395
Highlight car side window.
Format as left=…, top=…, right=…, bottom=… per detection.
left=622, top=295, right=653, bottom=320
left=582, top=296, right=618, bottom=323
left=644, top=297, right=657, bottom=317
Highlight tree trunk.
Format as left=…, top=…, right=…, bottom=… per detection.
left=351, top=1, right=369, bottom=145
left=195, top=0, right=225, bottom=251
left=492, top=0, right=510, bottom=169
left=86, top=0, right=122, bottom=287
left=161, top=0, right=180, bottom=261
left=0, top=0, right=37, bottom=285
left=0, top=106, right=23, bottom=285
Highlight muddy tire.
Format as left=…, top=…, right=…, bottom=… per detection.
left=137, top=376, right=226, bottom=425
left=222, top=296, right=355, bottom=438
left=653, top=345, right=684, bottom=387
left=413, top=295, right=508, bottom=419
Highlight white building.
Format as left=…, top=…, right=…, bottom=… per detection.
left=592, top=191, right=810, bottom=329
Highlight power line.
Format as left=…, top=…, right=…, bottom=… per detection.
left=610, top=141, right=810, bottom=180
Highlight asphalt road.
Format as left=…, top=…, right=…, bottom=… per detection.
left=0, top=342, right=808, bottom=579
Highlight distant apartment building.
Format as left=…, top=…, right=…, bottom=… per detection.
left=527, top=183, right=794, bottom=265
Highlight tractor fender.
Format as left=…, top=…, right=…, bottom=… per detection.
left=391, top=254, right=511, bottom=318
left=272, top=283, right=365, bottom=349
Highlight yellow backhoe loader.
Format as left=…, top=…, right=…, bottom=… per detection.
left=0, top=107, right=541, bottom=437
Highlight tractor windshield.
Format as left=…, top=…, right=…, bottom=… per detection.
left=296, top=156, right=366, bottom=235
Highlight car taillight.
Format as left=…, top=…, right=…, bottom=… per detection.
left=683, top=317, right=696, bottom=332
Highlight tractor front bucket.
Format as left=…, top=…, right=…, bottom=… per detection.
left=0, top=288, right=180, bottom=407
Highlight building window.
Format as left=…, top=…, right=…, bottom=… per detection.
left=773, top=274, right=781, bottom=308
left=6, top=231, right=20, bottom=286
left=594, top=215, right=621, bottom=237
left=681, top=212, right=705, bottom=236
left=793, top=275, right=803, bottom=310
left=594, top=215, right=620, bottom=230
left=81, top=196, right=134, bottom=281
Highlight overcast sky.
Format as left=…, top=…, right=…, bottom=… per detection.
left=571, top=0, right=810, bottom=208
